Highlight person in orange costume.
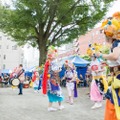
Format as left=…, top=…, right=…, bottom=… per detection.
left=96, top=12, right=120, bottom=120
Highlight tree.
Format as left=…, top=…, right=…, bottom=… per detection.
left=0, top=0, right=113, bottom=65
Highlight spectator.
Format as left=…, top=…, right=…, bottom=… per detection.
left=3, top=73, right=9, bottom=86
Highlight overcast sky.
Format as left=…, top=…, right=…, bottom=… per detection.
left=106, top=0, right=120, bottom=17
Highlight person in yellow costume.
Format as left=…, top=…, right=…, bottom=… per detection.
left=96, top=12, right=120, bottom=120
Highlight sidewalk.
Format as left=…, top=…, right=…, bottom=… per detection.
left=0, top=87, right=105, bottom=120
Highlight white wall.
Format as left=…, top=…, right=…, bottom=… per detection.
left=0, top=32, right=24, bottom=70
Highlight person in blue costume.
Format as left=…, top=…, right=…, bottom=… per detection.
left=42, top=46, right=64, bottom=112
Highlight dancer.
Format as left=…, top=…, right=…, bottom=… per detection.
left=42, top=46, right=64, bottom=112
left=32, top=71, right=39, bottom=93
left=96, top=12, right=120, bottom=120
left=62, top=60, right=78, bottom=105
left=87, top=44, right=108, bottom=109
left=90, top=55, right=108, bottom=109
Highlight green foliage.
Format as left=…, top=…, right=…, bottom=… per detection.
left=0, top=0, right=114, bottom=64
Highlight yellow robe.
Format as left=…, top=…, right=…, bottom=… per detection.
left=105, top=72, right=120, bottom=120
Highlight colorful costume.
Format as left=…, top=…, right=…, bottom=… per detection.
left=104, top=43, right=120, bottom=120
left=42, top=46, right=64, bottom=103
left=101, top=12, right=120, bottom=120
left=47, top=60, right=64, bottom=102
left=90, top=58, right=108, bottom=103
left=32, top=71, right=40, bottom=92
left=65, top=69, right=78, bottom=98
left=63, top=61, right=78, bottom=104
left=87, top=43, right=108, bottom=109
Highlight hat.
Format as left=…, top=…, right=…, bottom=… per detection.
left=47, top=46, right=58, bottom=60
left=113, top=12, right=120, bottom=21
left=101, top=12, right=120, bottom=40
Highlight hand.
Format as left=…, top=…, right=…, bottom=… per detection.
left=95, top=70, right=99, bottom=74
left=95, top=52, right=101, bottom=58
left=61, top=77, right=65, bottom=81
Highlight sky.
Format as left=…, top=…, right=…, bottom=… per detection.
left=106, top=0, right=120, bottom=17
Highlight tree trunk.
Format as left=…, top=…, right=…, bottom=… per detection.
left=38, top=46, right=47, bottom=66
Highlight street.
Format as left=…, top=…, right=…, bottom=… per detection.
left=0, top=87, right=105, bottom=120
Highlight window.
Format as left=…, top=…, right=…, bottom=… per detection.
left=21, top=53, right=24, bottom=57
left=6, top=45, right=9, bottom=49
left=3, top=64, right=5, bottom=69
left=3, top=55, right=6, bottom=60
left=0, top=36, right=2, bottom=40
left=7, top=37, right=10, bottom=40
left=12, top=45, right=17, bottom=50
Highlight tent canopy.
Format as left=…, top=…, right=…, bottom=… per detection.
left=59, top=55, right=90, bottom=82
left=60, top=55, right=90, bottom=67
left=1, top=69, right=12, bottom=74
left=24, top=66, right=36, bottom=78
left=25, top=66, right=36, bottom=72
left=71, top=56, right=90, bottom=67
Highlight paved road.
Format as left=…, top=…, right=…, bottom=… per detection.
left=0, top=87, right=105, bottom=120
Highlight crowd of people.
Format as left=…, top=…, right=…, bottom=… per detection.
left=36, top=11, right=120, bottom=120
left=0, top=12, right=120, bottom=120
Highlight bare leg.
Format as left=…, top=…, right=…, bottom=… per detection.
left=48, top=102, right=57, bottom=111
left=48, top=102, right=52, bottom=108
left=67, top=96, right=71, bottom=102
left=69, top=90, right=74, bottom=104
left=58, top=102, right=61, bottom=106
left=58, top=102, right=64, bottom=110
left=66, top=85, right=72, bottom=103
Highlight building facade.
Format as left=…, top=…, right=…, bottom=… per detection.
left=77, top=27, right=106, bottom=55
left=58, top=43, right=76, bottom=58
left=58, top=27, right=106, bottom=58
left=0, top=32, right=24, bottom=70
